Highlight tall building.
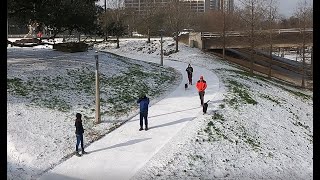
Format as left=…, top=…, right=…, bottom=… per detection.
left=123, top=0, right=233, bottom=14
left=124, top=0, right=207, bottom=13
left=208, top=0, right=234, bottom=12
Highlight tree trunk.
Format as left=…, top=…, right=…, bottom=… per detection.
left=250, top=0, right=254, bottom=75
left=222, top=0, right=226, bottom=61
left=147, top=28, right=150, bottom=43
left=301, top=21, right=306, bottom=88
left=116, top=35, right=120, bottom=48
left=175, top=32, right=179, bottom=52
left=311, top=46, right=313, bottom=80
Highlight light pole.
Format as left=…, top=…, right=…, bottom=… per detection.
left=104, top=0, right=107, bottom=13
left=159, top=29, right=164, bottom=66
left=95, top=51, right=101, bottom=124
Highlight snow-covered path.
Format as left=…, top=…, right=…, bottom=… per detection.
left=39, top=60, right=220, bottom=180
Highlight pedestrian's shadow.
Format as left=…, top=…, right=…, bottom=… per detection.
left=130, top=107, right=200, bottom=122
left=87, top=138, right=151, bottom=154
left=149, top=117, right=195, bottom=130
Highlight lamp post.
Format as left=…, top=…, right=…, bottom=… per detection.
left=159, top=29, right=164, bottom=66
left=95, top=51, right=101, bottom=124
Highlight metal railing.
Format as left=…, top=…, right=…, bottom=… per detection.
left=201, top=28, right=313, bottom=38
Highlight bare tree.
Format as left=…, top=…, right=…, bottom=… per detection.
left=221, top=0, right=226, bottom=60
left=134, top=0, right=166, bottom=43
left=195, top=11, right=223, bottom=32
left=265, top=0, right=279, bottom=78
left=165, top=0, right=195, bottom=52
left=123, top=8, right=140, bottom=37
left=238, top=0, right=266, bottom=75
left=102, top=0, right=127, bottom=48
left=294, top=0, right=313, bottom=88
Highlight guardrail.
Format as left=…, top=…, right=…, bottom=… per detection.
left=201, top=28, right=313, bottom=38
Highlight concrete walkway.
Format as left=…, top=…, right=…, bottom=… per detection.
left=40, top=60, right=220, bottom=180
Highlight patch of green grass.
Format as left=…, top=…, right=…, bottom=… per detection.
left=8, top=57, right=179, bottom=116
left=103, top=65, right=176, bottom=116
left=244, top=136, right=261, bottom=151
left=260, top=94, right=281, bottom=105
left=283, top=87, right=312, bottom=100
left=219, top=104, right=225, bottom=109
left=216, top=68, right=269, bottom=83
left=292, top=121, right=310, bottom=131
left=31, top=96, right=71, bottom=112
left=7, top=77, right=29, bottom=96
left=189, top=154, right=204, bottom=161
left=236, top=125, right=261, bottom=151
left=224, top=79, right=257, bottom=108
left=204, top=121, right=233, bottom=143
left=213, top=112, right=225, bottom=121
left=265, top=81, right=312, bottom=101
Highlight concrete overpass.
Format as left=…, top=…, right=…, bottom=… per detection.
left=189, top=28, right=313, bottom=49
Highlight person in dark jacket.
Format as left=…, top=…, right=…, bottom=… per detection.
left=137, top=95, right=150, bottom=131
left=75, top=113, right=87, bottom=156
left=186, top=64, right=194, bottom=85
left=196, top=75, right=207, bottom=106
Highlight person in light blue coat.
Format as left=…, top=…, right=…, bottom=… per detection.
left=137, top=94, right=150, bottom=131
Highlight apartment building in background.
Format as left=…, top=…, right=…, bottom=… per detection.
left=124, top=0, right=234, bottom=14
left=209, top=0, right=234, bottom=12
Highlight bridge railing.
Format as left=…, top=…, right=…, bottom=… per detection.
left=201, top=28, right=313, bottom=38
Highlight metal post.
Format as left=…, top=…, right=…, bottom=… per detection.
left=222, top=0, right=226, bottom=61
left=104, top=0, right=107, bottom=13
left=160, top=29, right=164, bottom=66
left=311, top=46, right=313, bottom=80
left=95, top=52, right=101, bottom=124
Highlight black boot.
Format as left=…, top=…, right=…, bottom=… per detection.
left=145, top=126, right=148, bottom=131
left=139, top=127, right=144, bottom=131
left=75, top=151, right=81, bottom=157
left=82, top=150, right=88, bottom=154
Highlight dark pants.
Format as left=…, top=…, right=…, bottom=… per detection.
left=76, top=134, right=84, bottom=152
left=140, top=111, right=148, bottom=128
left=187, top=74, right=192, bottom=84
left=198, top=91, right=205, bottom=106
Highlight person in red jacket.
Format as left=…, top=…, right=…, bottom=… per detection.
left=196, top=75, right=207, bottom=106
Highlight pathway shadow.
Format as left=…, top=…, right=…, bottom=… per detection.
left=208, top=99, right=223, bottom=104
left=130, top=107, right=200, bottom=122
left=149, top=117, right=195, bottom=130
left=40, top=172, right=83, bottom=180
left=87, top=138, right=152, bottom=154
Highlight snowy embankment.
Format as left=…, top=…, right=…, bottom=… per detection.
left=96, top=38, right=313, bottom=179
left=7, top=40, right=181, bottom=179
left=7, top=37, right=312, bottom=180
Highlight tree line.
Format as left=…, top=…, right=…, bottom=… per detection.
left=8, top=0, right=312, bottom=87
left=8, top=0, right=312, bottom=44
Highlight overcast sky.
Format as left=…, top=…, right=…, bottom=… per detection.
left=97, top=0, right=312, bottom=18
left=277, top=0, right=301, bottom=17
left=234, top=0, right=311, bottom=17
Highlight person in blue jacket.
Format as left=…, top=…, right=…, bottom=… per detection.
left=137, top=94, right=150, bottom=131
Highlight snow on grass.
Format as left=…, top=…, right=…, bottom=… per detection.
left=7, top=37, right=313, bottom=179
left=7, top=44, right=181, bottom=179
left=96, top=38, right=312, bottom=180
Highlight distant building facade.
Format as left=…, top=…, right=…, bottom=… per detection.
left=124, top=0, right=205, bottom=13
left=124, top=0, right=233, bottom=14
left=208, top=0, right=234, bottom=12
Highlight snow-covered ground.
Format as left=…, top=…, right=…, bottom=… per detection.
left=7, top=37, right=313, bottom=179
left=274, top=50, right=312, bottom=64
